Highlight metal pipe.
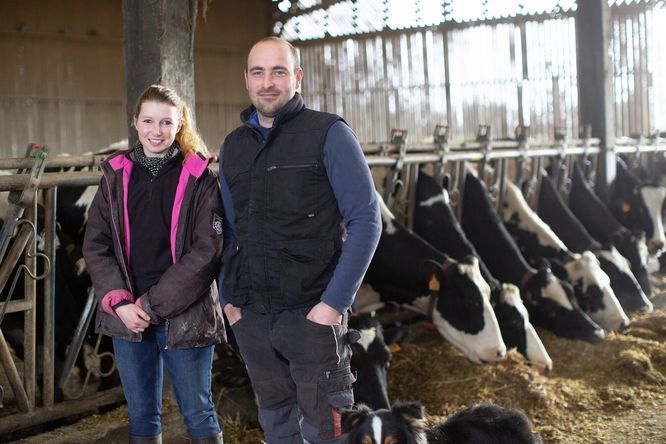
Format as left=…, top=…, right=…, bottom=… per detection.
left=0, top=155, right=106, bottom=170
left=23, top=202, right=37, bottom=410
left=0, top=224, right=33, bottom=294
left=42, top=188, right=57, bottom=407
left=7, top=143, right=663, bottom=191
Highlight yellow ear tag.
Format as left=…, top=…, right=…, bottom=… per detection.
left=428, top=274, right=440, bottom=292
left=621, top=201, right=631, bottom=213
left=389, top=343, right=401, bottom=353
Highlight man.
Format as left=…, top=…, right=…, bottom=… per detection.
left=218, top=36, right=381, bottom=443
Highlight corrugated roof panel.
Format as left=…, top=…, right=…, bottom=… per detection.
left=420, top=0, right=445, bottom=26
left=327, top=1, right=357, bottom=37
left=385, top=0, right=421, bottom=30
left=295, top=0, right=321, bottom=9
left=278, top=0, right=661, bottom=41
left=448, top=0, right=486, bottom=23
left=355, top=0, right=385, bottom=33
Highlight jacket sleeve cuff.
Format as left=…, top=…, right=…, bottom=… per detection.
left=101, top=290, right=133, bottom=319
left=137, top=294, right=162, bottom=324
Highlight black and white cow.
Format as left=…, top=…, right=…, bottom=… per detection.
left=538, top=174, right=653, bottom=313
left=54, top=140, right=128, bottom=245
left=500, top=180, right=629, bottom=331
left=461, top=172, right=605, bottom=343
left=348, top=313, right=409, bottom=411
left=364, top=196, right=507, bottom=364
left=610, top=158, right=666, bottom=257
left=342, top=401, right=542, bottom=444
left=569, top=162, right=653, bottom=299
left=412, top=171, right=552, bottom=373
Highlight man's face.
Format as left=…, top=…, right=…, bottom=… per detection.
left=245, top=40, right=303, bottom=126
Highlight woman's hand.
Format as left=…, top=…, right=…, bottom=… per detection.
left=224, top=304, right=242, bottom=326
left=116, top=304, right=151, bottom=333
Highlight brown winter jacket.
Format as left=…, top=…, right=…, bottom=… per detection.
left=83, top=148, right=226, bottom=348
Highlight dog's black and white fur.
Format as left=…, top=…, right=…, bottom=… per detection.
left=342, top=401, right=542, bottom=444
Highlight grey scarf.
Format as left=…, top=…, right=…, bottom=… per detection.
left=134, top=142, right=180, bottom=176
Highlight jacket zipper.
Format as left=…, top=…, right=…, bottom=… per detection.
left=164, top=177, right=199, bottom=350
left=164, top=319, right=169, bottom=350
left=266, top=163, right=317, bottom=172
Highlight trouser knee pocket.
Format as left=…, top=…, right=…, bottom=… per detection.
left=317, top=365, right=356, bottom=441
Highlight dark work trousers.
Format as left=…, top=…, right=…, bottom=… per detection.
left=231, top=307, right=355, bottom=444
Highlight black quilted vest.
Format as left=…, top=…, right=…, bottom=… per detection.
left=221, top=94, right=344, bottom=313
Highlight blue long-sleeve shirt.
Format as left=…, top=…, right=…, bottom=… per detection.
left=218, top=115, right=381, bottom=314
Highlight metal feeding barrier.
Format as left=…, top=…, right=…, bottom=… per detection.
left=0, top=126, right=665, bottom=434
left=0, top=146, right=124, bottom=436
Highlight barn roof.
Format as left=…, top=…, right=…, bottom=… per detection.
left=272, top=0, right=664, bottom=42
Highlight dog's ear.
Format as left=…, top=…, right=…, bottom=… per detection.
left=341, top=404, right=372, bottom=434
left=391, top=401, right=427, bottom=429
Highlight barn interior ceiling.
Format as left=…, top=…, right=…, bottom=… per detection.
left=271, top=0, right=663, bottom=41
left=266, top=0, right=666, bottom=144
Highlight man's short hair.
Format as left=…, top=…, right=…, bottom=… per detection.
left=252, top=36, right=300, bottom=71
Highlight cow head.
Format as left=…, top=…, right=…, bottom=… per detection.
left=559, top=251, right=630, bottom=331
left=596, top=246, right=653, bottom=312
left=490, top=283, right=552, bottom=374
left=521, top=266, right=605, bottom=343
left=342, top=402, right=428, bottom=444
left=420, top=257, right=507, bottom=365
left=610, top=159, right=666, bottom=256
left=501, top=180, right=568, bottom=261
left=348, top=314, right=409, bottom=411
left=369, top=194, right=505, bottom=365
left=613, top=229, right=652, bottom=297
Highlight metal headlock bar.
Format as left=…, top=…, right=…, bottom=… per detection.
left=2, top=137, right=666, bottom=191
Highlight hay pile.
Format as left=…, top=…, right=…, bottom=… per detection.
left=387, top=294, right=666, bottom=443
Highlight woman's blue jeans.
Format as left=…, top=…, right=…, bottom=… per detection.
left=112, top=323, right=221, bottom=438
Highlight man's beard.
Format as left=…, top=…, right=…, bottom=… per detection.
left=254, top=102, right=280, bottom=118
left=252, top=89, right=289, bottom=119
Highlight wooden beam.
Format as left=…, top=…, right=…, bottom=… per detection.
left=0, top=387, right=125, bottom=436
left=122, top=0, right=199, bottom=147
left=576, top=0, right=616, bottom=201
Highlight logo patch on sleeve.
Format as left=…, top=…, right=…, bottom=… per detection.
left=212, top=213, right=223, bottom=235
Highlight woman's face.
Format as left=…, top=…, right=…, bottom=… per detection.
left=133, top=101, right=181, bottom=157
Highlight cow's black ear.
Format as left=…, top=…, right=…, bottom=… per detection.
left=391, top=401, right=426, bottom=427
left=442, top=173, right=451, bottom=191
left=341, top=405, right=372, bottom=433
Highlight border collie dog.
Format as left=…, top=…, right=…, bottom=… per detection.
left=342, top=401, right=542, bottom=444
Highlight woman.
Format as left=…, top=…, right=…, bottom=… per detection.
left=83, top=85, right=225, bottom=444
